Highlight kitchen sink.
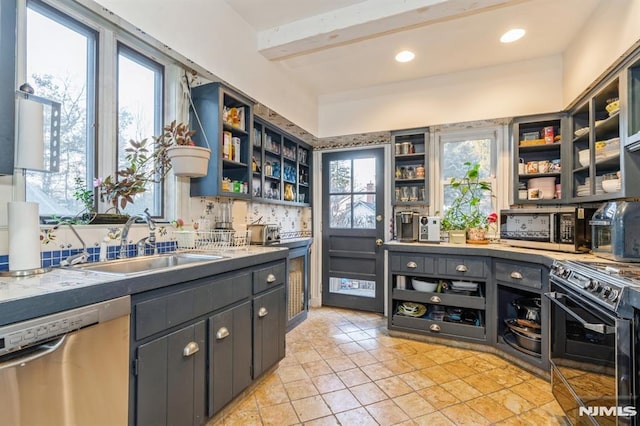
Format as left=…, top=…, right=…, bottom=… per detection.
left=69, top=253, right=226, bottom=275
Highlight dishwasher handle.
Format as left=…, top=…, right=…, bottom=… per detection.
left=0, top=335, right=66, bottom=371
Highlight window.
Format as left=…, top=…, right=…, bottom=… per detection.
left=117, top=45, right=164, bottom=216
left=25, top=1, right=97, bottom=216
left=328, top=157, right=377, bottom=229
left=437, top=129, right=498, bottom=219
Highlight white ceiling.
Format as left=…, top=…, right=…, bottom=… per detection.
left=223, top=0, right=603, bottom=96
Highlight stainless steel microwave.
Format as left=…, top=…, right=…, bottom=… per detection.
left=500, top=207, right=596, bottom=253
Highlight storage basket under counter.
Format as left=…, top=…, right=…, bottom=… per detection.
left=172, top=229, right=252, bottom=251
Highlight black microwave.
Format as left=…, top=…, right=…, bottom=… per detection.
left=500, top=207, right=596, bottom=253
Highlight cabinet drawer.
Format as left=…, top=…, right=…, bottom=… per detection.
left=253, top=262, right=286, bottom=294
left=390, top=254, right=436, bottom=274
left=391, top=315, right=485, bottom=341
left=393, top=289, right=485, bottom=310
left=495, top=261, right=543, bottom=289
left=135, top=273, right=251, bottom=340
left=439, top=257, right=487, bottom=279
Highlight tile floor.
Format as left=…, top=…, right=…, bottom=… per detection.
left=210, top=307, right=568, bottom=425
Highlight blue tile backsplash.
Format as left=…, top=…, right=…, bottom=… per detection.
left=0, top=241, right=177, bottom=271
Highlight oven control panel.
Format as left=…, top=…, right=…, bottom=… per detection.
left=551, top=261, right=624, bottom=310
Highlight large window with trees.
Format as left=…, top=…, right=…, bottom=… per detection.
left=25, top=1, right=97, bottom=216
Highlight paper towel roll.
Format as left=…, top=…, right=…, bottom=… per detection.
left=15, top=98, right=45, bottom=171
left=8, top=202, right=41, bottom=271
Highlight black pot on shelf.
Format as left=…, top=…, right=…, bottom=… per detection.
left=512, top=297, right=541, bottom=325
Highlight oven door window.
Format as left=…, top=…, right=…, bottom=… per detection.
left=549, top=286, right=617, bottom=407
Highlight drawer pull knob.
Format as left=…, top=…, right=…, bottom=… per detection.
left=430, top=296, right=441, bottom=303
left=510, top=271, right=523, bottom=280
left=183, top=342, right=200, bottom=357
left=406, top=261, right=418, bottom=269
left=429, top=324, right=441, bottom=332
left=455, top=264, right=468, bottom=272
left=258, top=307, right=269, bottom=318
left=216, top=327, right=230, bottom=340
left=266, top=274, right=276, bottom=283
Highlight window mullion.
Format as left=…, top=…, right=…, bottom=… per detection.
left=97, top=28, right=117, bottom=213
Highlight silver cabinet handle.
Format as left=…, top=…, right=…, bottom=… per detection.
left=456, top=264, right=468, bottom=272
left=406, top=261, right=417, bottom=269
left=216, top=327, right=229, bottom=340
left=510, top=271, right=523, bottom=279
left=183, top=341, right=199, bottom=357
left=258, top=307, right=269, bottom=318
left=430, top=296, right=441, bottom=303
left=266, top=273, right=276, bottom=283
left=429, top=324, right=441, bottom=332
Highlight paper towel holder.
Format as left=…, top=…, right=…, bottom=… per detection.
left=15, top=85, right=61, bottom=172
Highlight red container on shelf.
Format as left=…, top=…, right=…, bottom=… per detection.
left=543, top=126, right=555, bottom=144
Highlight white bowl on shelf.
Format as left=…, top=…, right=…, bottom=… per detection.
left=602, top=179, right=621, bottom=193
left=411, top=279, right=438, bottom=292
left=578, top=149, right=590, bottom=167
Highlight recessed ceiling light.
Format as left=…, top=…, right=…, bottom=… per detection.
left=395, top=50, right=415, bottom=63
left=500, top=28, right=526, bottom=43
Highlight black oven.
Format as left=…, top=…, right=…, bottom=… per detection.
left=547, top=275, right=636, bottom=425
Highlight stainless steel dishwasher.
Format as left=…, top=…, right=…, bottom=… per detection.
left=0, top=296, right=130, bottom=426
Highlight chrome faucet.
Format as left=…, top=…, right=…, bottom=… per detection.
left=53, top=221, right=89, bottom=266
left=119, top=208, right=157, bottom=258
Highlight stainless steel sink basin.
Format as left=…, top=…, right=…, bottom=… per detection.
left=69, top=253, right=225, bottom=275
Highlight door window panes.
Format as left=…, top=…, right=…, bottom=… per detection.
left=25, top=4, right=96, bottom=216
left=117, top=46, right=163, bottom=216
left=328, top=157, right=377, bottom=229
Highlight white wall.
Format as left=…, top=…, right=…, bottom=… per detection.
left=317, top=55, right=563, bottom=137
left=94, top=0, right=319, bottom=136
left=563, top=0, right=640, bottom=106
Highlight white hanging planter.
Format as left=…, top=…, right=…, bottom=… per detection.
left=167, top=146, right=211, bottom=177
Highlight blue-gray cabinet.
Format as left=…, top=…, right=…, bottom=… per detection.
left=0, top=0, right=16, bottom=175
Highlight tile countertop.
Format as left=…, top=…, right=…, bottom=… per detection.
left=0, top=246, right=289, bottom=326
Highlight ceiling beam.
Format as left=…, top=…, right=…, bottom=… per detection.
left=258, top=0, right=522, bottom=60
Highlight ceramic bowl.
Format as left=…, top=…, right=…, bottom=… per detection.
left=602, top=179, right=621, bottom=193
left=411, top=279, right=438, bottom=292
left=578, top=149, right=590, bottom=167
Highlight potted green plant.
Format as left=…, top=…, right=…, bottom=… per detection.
left=441, top=161, right=494, bottom=243
left=156, top=120, right=210, bottom=177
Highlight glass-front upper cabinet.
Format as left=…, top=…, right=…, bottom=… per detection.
left=570, top=78, right=621, bottom=201
left=626, top=56, right=640, bottom=149
left=391, top=128, right=429, bottom=207
left=512, top=114, right=564, bottom=204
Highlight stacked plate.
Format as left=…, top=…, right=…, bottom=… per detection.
left=576, top=176, right=604, bottom=197
left=397, top=302, right=427, bottom=317
left=450, top=281, right=478, bottom=291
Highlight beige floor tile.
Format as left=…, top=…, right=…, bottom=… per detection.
left=382, top=357, right=416, bottom=375
left=321, top=388, right=361, bottom=414
left=350, top=381, right=389, bottom=405
left=488, top=389, right=536, bottom=415
left=420, top=365, right=460, bottom=384
left=466, top=395, right=519, bottom=423
left=510, top=381, right=555, bottom=406
left=345, top=330, right=372, bottom=341
left=361, top=362, right=396, bottom=381
left=368, top=346, right=398, bottom=362
left=439, top=359, right=481, bottom=378
left=329, top=333, right=353, bottom=344
left=394, top=391, right=437, bottom=418
left=294, top=348, right=323, bottom=364
left=302, top=415, right=340, bottom=425
left=365, top=399, right=410, bottom=424
left=463, top=372, right=507, bottom=394
left=324, top=354, right=357, bottom=372
left=440, top=379, right=483, bottom=402
left=356, top=337, right=382, bottom=350
left=404, top=353, right=438, bottom=369
left=339, top=341, right=366, bottom=355
left=335, top=407, right=379, bottom=426
left=398, top=369, right=437, bottom=391
left=259, top=401, right=300, bottom=425
left=313, top=345, right=344, bottom=359
left=277, top=364, right=310, bottom=383
left=483, top=365, right=526, bottom=387
left=311, top=372, right=346, bottom=393
left=218, top=408, right=262, bottom=426
left=336, top=367, right=371, bottom=387
left=254, top=380, right=290, bottom=407
left=283, top=378, right=319, bottom=401
left=413, top=411, right=456, bottom=426
left=291, top=395, right=332, bottom=422
left=376, top=375, right=415, bottom=398
left=347, top=350, right=379, bottom=367
left=417, top=385, right=460, bottom=410
left=302, top=359, right=334, bottom=377
left=441, top=402, right=492, bottom=425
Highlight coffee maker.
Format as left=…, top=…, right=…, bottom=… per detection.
left=395, top=211, right=419, bottom=242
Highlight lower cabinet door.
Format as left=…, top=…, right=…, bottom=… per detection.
left=209, top=301, right=252, bottom=416
left=253, top=286, right=286, bottom=378
left=136, top=321, right=206, bottom=426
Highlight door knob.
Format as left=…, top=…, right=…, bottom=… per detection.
left=376, top=239, right=383, bottom=246
left=376, top=215, right=382, bottom=222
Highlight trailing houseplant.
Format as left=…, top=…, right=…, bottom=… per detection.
left=157, top=120, right=210, bottom=177
left=440, top=161, right=494, bottom=243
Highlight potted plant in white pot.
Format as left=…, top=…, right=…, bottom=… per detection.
left=441, top=161, right=494, bottom=244
left=156, top=120, right=210, bottom=177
